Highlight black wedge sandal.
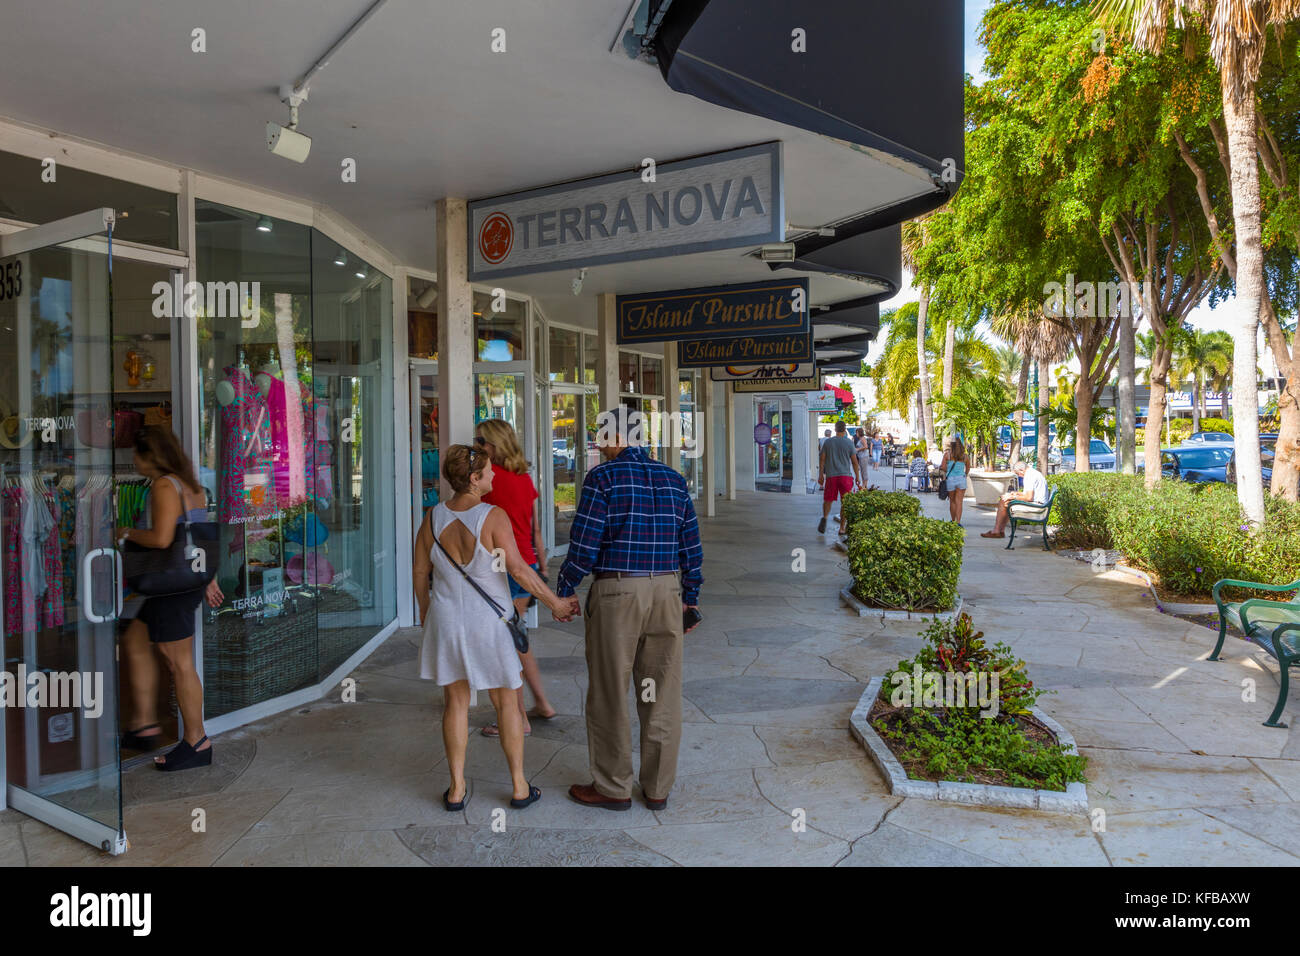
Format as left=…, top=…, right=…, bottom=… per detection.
left=154, top=735, right=213, bottom=772
left=121, top=724, right=162, bottom=751
left=443, top=787, right=468, bottom=811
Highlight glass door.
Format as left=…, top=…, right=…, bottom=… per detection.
left=0, top=209, right=126, bottom=854
left=473, top=360, right=535, bottom=502
left=550, top=391, right=580, bottom=547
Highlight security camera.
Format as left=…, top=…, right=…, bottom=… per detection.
left=267, top=122, right=311, bottom=163
left=571, top=268, right=587, bottom=296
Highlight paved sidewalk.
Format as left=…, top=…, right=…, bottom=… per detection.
left=5, top=468, right=1299, bottom=865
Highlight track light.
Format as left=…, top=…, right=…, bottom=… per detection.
left=256, top=216, right=273, bottom=233
left=334, top=250, right=347, bottom=266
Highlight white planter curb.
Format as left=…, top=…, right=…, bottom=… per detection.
left=1060, top=550, right=1218, bottom=615
left=840, top=588, right=963, bottom=622
left=851, top=676, right=1089, bottom=813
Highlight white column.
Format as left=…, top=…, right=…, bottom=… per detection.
left=664, top=341, right=681, bottom=473
left=436, top=198, right=474, bottom=501
left=701, top=373, right=716, bottom=516
left=596, top=293, right=619, bottom=412
left=790, top=392, right=810, bottom=495
left=724, top=380, right=736, bottom=500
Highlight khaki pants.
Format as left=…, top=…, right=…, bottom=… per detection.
left=583, top=573, right=683, bottom=801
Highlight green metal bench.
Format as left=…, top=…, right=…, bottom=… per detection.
left=1211, top=577, right=1300, bottom=727
left=1005, top=489, right=1056, bottom=551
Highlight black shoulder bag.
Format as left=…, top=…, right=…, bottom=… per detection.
left=121, top=476, right=219, bottom=596
left=936, top=462, right=953, bottom=501
left=432, top=514, right=529, bottom=654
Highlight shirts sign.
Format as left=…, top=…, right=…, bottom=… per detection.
left=616, top=278, right=808, bottom=345
left=467, top=143, right=784, bottom=280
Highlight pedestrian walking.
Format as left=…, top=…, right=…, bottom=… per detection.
left=939, top=438, right=968, bottom=524
left=474, top=418, right=558, bottom=738
left=818, top=420, right=861, bottom=534
left=556, top=408, right=703, bottom=811
left=871, top=433, right=883, bottom=469
left=854, top=428, right=872, bottom=488
left=415, top=444, right=575, bottom=812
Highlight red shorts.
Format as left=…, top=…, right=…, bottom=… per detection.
left=823, top=475, right=854, bottom=502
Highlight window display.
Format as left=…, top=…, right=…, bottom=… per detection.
left=196, top=200, right=395, bottom=717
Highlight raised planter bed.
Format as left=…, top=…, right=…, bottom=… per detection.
left=967, top=470, right=1016, bottom=506
left=840, top=586, right=963, bottom=622
left=851, top=676, right=1088, bottom=813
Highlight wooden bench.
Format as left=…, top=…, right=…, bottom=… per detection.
left=1211, top=577, right=1300, bottom=727
left=1005, top=489, right=1056, bottom=551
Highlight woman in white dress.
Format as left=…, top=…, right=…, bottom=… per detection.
left=414, top=444, right=576, bottom=812
left=853, top=428, right=872, bottom=488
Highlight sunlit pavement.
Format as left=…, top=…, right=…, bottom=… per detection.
left=6, top=468, right=1299, bottom=865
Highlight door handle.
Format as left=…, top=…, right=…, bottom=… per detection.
left=80, top=547, right=117, bottom=624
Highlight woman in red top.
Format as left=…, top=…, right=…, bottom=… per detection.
left=475, top=418, right=557, bottom=736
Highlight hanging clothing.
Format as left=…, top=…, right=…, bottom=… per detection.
left=218, top=365, right=276, bottom=525
left=3, top=485, right=64, bottom=635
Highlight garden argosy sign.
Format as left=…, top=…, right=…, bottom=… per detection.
left=467, top=143, right=783, bottom=280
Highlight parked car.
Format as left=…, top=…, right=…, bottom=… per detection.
left=1160, top=445, right=1234, bottom=482
left=552, top=438, right=575, bottom=473
left=1182, top=431, right=1234, bottom=445
left=1059, top=438, right=1117, bottom=472
left=1224, top=436, right=1277, bottom=487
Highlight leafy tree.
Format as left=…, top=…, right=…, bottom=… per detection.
left=935, top=375, right=1033, bottom=470
left=1097, top=0, right=1300, bottom=517
left=1171, top=327, right=1233, bottom=429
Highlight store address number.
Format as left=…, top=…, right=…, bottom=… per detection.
left=0, top=261, right=22, bottom=301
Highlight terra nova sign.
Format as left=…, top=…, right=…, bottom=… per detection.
left=467, top=143, right=784, bottom=280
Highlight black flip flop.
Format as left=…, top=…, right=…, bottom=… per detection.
left=510, top=785, right=542, bottom=809
left=443, top=787, right=468, bottom=811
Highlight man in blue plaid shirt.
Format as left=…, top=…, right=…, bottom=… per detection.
left=557, top=407, right=703, bottom=812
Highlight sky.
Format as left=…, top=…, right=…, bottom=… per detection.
left=862, top=0, right=1254, bottom=372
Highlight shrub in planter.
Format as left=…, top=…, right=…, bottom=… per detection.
left=871, top=614, right=1088, bottom=790
left=1046, top=472, right=1300, bottom=597
left=1046, top=472, right=1145, bottom=550
left=1197, top=416, right=1232, bottom=435
left=840, top=488, right=921, bottom=533
left=847, top=513, right=962, bottom=611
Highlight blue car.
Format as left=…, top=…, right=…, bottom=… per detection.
left=1225, top=436, right=1277, bottom=487
left=1161, top=446, right=1234, bottom=482
left=1059, top=439, right=1117, bottom=472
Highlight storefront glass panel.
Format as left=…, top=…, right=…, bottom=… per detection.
left=548, top=327, right=579, bottom=383
left=195, top=199, right=395, bottom=718
left=474, top=291, right=524, bottom=361
left=551, top=392, right=579, bottom=547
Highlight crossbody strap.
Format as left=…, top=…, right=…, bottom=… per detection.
left=432, top=514, right=512, bottom=622
left=160, top=474, right=195, bottom=550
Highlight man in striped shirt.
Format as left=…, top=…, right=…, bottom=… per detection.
left=557, top=407, right=703, bottom=812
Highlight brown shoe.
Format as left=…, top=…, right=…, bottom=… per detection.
left=568, top=783, right=632, bottom=811
left=980, top=531, right=1005, bottom=538
left=644, top=793, right=668, bottom=811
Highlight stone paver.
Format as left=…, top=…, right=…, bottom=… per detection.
left=7, top=464, right=1300, bottom=865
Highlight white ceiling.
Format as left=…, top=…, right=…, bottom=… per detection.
left=0, top=0, right=928, bottom=329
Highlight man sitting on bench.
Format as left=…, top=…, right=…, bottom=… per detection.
left=981, top=460, right=1048, bottom=538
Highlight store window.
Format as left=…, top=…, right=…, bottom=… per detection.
left=0, top=149, right=179, bottom=249
left=475, top=290, right=525, bottom=361
left=549, top=327, right=579, bottom=383
left=680, top=373, right=698, bottom=495
left=641, top=356, right=662, bottom=396
left=195, top=199, right=395, bottom=717
left=583, top=332, right=599, bottom=385
left=618, top=351, right=639, bottom=393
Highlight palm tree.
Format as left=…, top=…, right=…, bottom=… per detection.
left=991, top=304, right=1075, bottom=470
left=901, top=216, right=937, bottom=449
left=1171, top=327, right=1233, bottom=431
left=934, top=374, right=1032, bottom=470
left=873, top=307, right=999, bottom=423
left=1095, top=0, right=1299, bottom=524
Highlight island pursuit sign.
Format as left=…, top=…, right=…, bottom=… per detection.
left=467, top=143, right=783, bottom=280
left=616, top=278, right=808, bottom=344
left=677, top=331, right=812, bottom=368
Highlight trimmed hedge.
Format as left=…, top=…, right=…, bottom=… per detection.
left=848, top=513, right=963, bottom=611
left=840, top=488, right=921, bottom=533
left=1048, top=472, right=1300, bottom=596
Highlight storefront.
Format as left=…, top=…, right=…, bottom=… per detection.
left=0, top=136, right=407, bottom=850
